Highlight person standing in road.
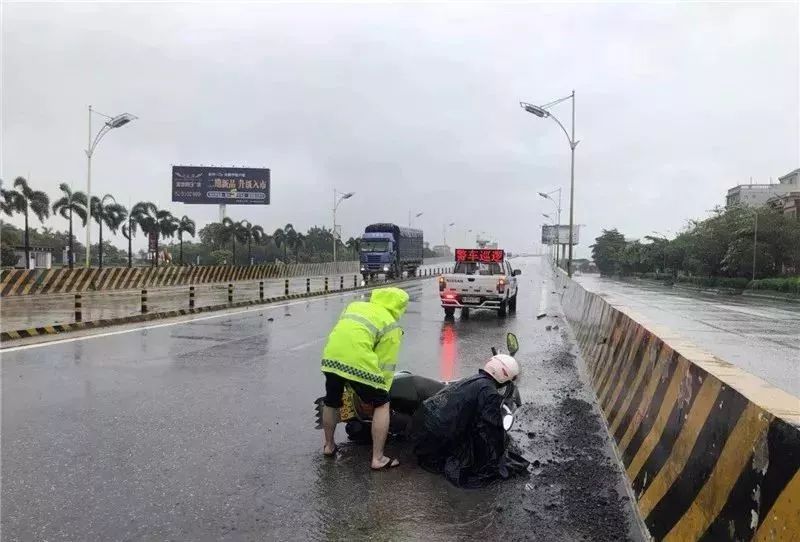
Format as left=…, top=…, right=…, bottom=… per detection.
left=320, top=287, right=409, bottom=470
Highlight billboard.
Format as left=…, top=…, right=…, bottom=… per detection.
left=172, top=166, right=270, bottom=205
left=541, top=225, right=580, bottom=245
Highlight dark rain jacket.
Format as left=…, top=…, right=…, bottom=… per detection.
left=411, top=370, right=528, bottom=488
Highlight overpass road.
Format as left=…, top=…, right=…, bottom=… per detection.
left=1, top=257, right=642, bottom=541
left=575, top=275, right=800, bottom=396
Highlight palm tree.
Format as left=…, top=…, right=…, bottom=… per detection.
left=127, top=202, right=157, bottom=267
left=7, top=177, right=50, bottom=269
left=52, top=183, right=88, bottom=268
left=176, top=215, right=196, bottom=265
left=221, top=217, right=248, bottom=265
left=90, top=194, right=127, bottom=268
left=1, top=179, right=14, bottom=217
left=237, top=220, right=265, bottom=265
left=296, top=233, right=307, bottom=262
left=272, top=227, right=287, bottom=263
left=157, top=210, right=180, bottom=264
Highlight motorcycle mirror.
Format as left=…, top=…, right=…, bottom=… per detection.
left=502, top=404, right=515, bottom=431
left=506, top=333, right=519, bottom=356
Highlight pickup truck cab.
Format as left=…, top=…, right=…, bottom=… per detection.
left=439, top=249, right=521, bottom=318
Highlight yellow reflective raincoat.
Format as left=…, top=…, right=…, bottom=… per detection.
left=321, top=287, right=409, bottom=391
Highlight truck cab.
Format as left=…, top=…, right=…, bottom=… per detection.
left=360, top=232, right=397, bottom=278
left=439, top=248, right=521, bottom=318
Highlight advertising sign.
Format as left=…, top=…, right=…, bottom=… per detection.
left=148, top=231, right=158, bottom=252
left=454, top=248, right=505, bottom=263
left=541, top=225, right=580, bottom=245
left=172, top=166, right=270, bottom=205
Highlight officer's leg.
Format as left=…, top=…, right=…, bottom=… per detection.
left=371, top=402, right=392, bottom=467
left=323, top=373, right=344, bottom=455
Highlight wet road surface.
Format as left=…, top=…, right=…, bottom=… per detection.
left=2, top=257, right=643, bottom=541
left=575, top=274, right=800, bottom=396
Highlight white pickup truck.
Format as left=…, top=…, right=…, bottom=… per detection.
left=438, top=249, right=521, bottom=318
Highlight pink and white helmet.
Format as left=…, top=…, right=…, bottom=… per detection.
left=483, top=354, right=520, bottom=384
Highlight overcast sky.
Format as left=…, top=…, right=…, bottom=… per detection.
left=3, top=2, right=798, bottom=257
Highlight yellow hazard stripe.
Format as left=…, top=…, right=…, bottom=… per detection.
left=664, top=403, right=772, bottom=541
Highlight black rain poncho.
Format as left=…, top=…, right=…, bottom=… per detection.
left=411, top=371, right=529, bottom=488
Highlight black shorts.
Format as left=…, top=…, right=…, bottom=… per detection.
left=324, top=372, right=390, bottom=408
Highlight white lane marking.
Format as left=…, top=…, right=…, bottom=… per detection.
left=1, top=283, right=425, bottom=353
left=288, top=336, right=328, bottom=352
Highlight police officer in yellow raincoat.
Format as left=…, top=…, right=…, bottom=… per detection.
left=320, top=287, right=409, bottom=470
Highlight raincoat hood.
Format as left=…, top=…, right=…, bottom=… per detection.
left=370, top=287, right=409, bottom=321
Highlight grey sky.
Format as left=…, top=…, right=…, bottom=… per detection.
left=3, top=2, right=798, bottom=257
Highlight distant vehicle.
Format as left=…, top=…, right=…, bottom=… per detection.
left=439, top=248, right=521, bottom=318
left=360, top=223, right=424, bottom=281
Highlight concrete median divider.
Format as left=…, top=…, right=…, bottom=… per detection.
left=0, top=268, right=454, bottom=344
left=556, top=272, right=800, bottom=541
left=0, top=261, right=362, bottom=297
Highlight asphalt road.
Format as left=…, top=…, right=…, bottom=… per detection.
left=1, top=257, right=642, bottom=541
left=575, top=274, right=800, bottom=396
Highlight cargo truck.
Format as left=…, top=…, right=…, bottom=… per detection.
left=360, top=223, right=424, bottom=281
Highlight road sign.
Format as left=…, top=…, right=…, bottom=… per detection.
left=541, top=225, right=580, bottom=245
left=172, top=166, right=270, bottom=205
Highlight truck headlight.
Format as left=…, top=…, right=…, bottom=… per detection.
left=383, top=265, right=389, bottom=272
left=360, top=266, right=365, bottom=271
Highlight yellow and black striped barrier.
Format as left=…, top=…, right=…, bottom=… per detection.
left=557, top=271, right=800, bottom=541
left=0, top=271, right=437, bottom=344
left=0, top=262, right=363, bottom=297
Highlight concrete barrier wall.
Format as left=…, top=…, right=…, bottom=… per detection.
left=0, top=262, right=363, bottom=297
left=557, top=273, right=800, bottom=541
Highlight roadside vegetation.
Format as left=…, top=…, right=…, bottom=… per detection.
left=1, top=176, right=441, bottom=268
left=590, top=205, right=800, bottom=295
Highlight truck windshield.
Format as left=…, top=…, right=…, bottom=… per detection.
left=361, top=241, right=390, bottom=252
left=454, top=262, right=503, bottom=275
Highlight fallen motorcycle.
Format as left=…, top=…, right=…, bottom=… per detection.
left=314, top=332, right=522, bottom=443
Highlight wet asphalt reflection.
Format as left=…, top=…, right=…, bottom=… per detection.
left=1, top=257, right=641, bottom=541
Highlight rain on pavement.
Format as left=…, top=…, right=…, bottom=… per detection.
left=575, top=275, right=800, bottom=396
left=1, top=257, right=643, bottom=541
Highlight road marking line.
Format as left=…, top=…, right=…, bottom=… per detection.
left=1, top=283, right=425, bottom=353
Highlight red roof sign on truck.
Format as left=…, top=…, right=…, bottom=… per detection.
left=454, top=248, right=504, bottom=263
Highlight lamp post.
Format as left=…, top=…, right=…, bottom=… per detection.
left=409, top=210, right=423, bottom=227
left=332, top=188, right=354, bottom=266
left=540, top=188, right=562, bottom=265
left=442, top=221, right=455, bottom=247
left=651, top=230, right=672, bottom=275
left=543, top=213, right=557, bottom=263
left=520, top=91, right=578, bottom=276
left=85, top=106, right=137, bottom=267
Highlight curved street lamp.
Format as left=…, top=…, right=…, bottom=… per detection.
left=333, top=188, right=354, bottom=265
left=85, top=106, right=137, bottom=267
left=521, top=91, right=578, bottom=276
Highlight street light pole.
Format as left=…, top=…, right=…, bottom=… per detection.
left=752, top=211, right=758, bottom=282
left=521, top=91, right=579, bottom=277
left=84, top=106, right=137, bottom=267
left=409, top=211, right=423, bottom=227
left=332, top=188, right=354, bottom=267
left=539, top=188, right=562, bottom=266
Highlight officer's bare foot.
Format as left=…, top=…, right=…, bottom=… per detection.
left=371, top=456, right=400, bottom=470
left=323, top=443, right=338, bottom=457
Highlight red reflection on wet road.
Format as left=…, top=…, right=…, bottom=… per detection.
left=439, top=324, right=457, bottom=381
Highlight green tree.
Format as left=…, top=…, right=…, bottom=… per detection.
left=6, top=177, right=50, bottom=269
left=590, top=229, right=627, bottom=276
left=176, top=215, right=196, bottom=265
left=239, top=220, right=265, bottom=265
left=52, top=184, right=88, bottom=268
left=284, top=223, right=298, bottom=262
left=90, top=194, right=127, bottom=268
left=272, top=227, right=287, bottom=263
